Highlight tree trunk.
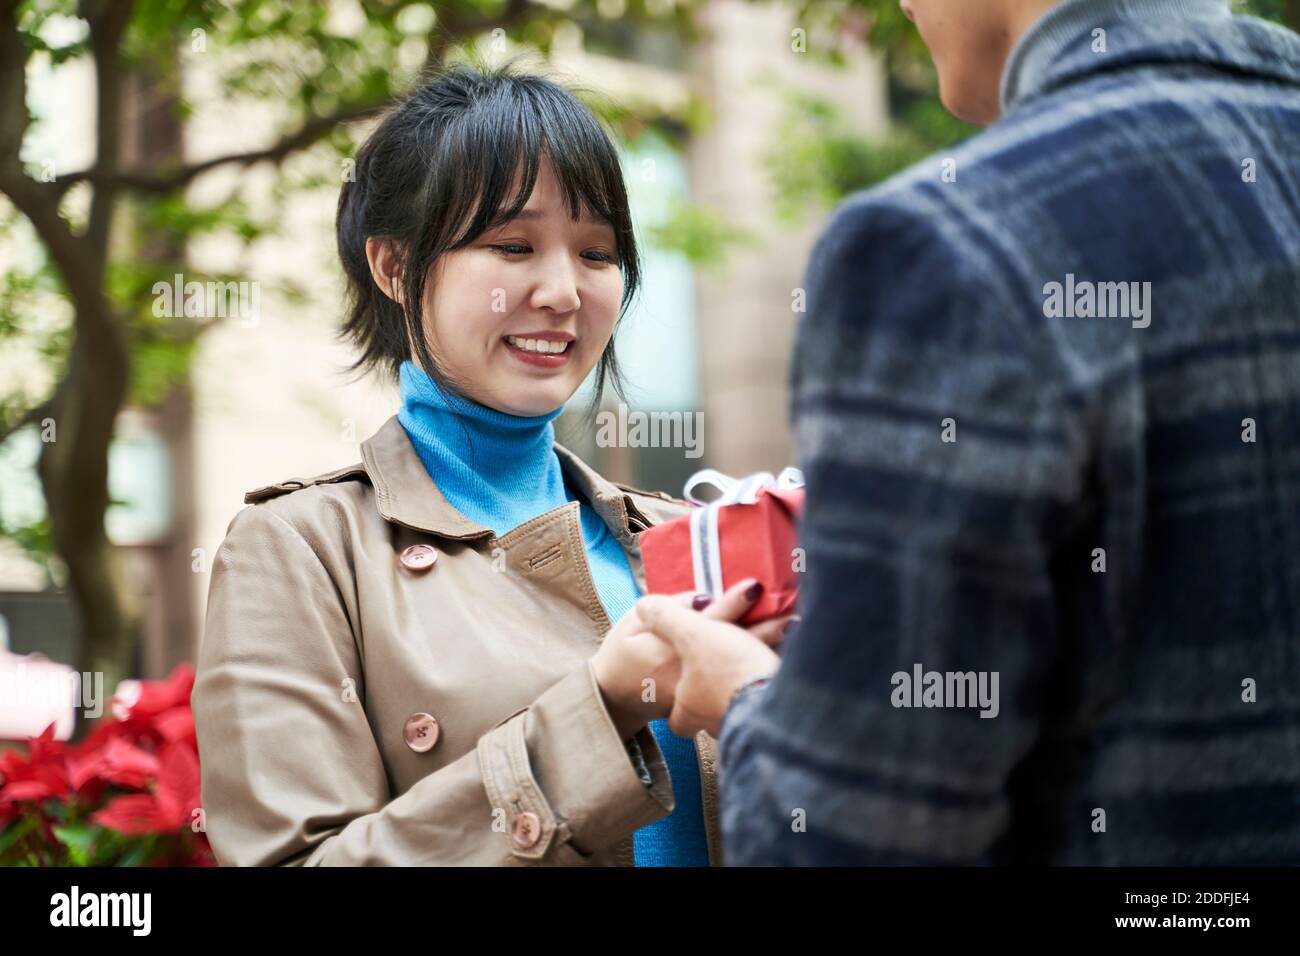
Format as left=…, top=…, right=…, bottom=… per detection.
left=38, top=309, right=136, bottom=712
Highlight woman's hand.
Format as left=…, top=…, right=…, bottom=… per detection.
left=633, top=586, right=787, bottom=738
left=592, top=594, right=687, bottom=740
left=592, top=579, right=774, bottom=740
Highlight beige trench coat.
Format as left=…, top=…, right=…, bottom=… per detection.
left=191, top=415, right=724, bottom=866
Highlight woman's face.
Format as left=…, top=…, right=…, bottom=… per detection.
left=416, top=160, right=624, bottom=417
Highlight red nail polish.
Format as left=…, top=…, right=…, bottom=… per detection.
left=744, top=580, right=764, bottom=601
left=692, top=594, right=713, bottom=610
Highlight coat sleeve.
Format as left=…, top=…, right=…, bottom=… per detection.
left=192, top=504, right=674, bottom=866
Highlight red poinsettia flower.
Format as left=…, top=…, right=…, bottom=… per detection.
left=2, top=663, right=212, bottom=865
left=92, top=741, right=201, bottom=835
left=68, top=735, right=160, bottom=791
left=77, top=663, right=196, bottom=752
left=0, top=723, right=70, bottom=802
left=118, top=664, right=194, bottom=724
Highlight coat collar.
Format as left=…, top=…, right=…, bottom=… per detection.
left=997, top=0, right=1300, bottom=114
left=360, top=414, right=637, bottom=543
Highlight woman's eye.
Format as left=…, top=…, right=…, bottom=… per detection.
left=488, top=243, right=614, bottom=264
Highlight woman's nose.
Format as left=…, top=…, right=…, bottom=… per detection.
left=527, top=254, right=582, bottom=314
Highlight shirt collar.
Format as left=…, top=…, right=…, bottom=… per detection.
left=1000, top=0, right=1233, bottom=113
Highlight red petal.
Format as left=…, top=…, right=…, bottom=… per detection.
left=1, top=762, right=69, bottom=801
left=2, top=779, right=61, bottom=801
left=92, top=794, right=172, bottom=835
left=155, top=743, right=200, bottom=823
left=123, top=664, right=195, bottom=721
left=153, top=706, right=196, bottom=746
left=68, top=736, right=160, bottom=791
left=25, top=722, right=69, bottom=763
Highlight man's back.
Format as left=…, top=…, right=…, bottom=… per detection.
left=720, top=0, right=1300, bottom=864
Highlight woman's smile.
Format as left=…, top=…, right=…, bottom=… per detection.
left=502, top=330, right=576, bottom=369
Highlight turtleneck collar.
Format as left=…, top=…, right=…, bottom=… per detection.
left=396, top=359, right=573, bottom=537
left=397, top=359, right=564, bottom=470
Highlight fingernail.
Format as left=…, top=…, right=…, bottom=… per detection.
left=744, top=580, right=765, bottom=602
left=692, top=593, right=713, bottom=610
left=783, top=616, right=801, bottom=638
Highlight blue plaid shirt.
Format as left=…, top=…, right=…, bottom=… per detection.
left=719, top=0, right=1300, bottom=865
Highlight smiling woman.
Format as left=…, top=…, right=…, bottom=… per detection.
left=189, top=58, right=760, bottom=868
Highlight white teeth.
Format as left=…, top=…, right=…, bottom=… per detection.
left=507, top=335, right=570, bottom=354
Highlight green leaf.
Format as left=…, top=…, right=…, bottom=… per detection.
left=53, top=823, right=96, bottom=866
left=0, top=815, right=42, bottom=863
left=115, top=835, right=157, bottom=867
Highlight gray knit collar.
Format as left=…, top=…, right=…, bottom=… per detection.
left=1000, top=0, right=1232, bottom=113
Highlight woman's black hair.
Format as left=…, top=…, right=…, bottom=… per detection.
left=336, top=55, right=639, bottom=423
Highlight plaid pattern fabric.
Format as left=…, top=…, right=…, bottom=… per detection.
left=718, top=0, right=1300, bottom=865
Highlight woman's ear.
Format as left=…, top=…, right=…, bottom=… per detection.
left=365, top=237, right=405, bottom=305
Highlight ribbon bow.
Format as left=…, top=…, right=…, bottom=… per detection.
left=681, top=467, right=805, bottom=599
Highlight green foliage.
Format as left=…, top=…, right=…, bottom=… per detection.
left=645, top=197, right=758, bottom=272
left=1235, top=0, right=1289, bottom=22
left=765, top=87, right=973, bottom=223
left=0, top=513, right=56, bottom=580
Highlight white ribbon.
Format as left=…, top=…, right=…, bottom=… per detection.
left=682, top=467, right=805, bottom=599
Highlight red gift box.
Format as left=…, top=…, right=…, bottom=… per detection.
left=641, top=468, right=805, bottom=626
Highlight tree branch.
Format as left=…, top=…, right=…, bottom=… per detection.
left=54, top=98, right=388, bottom=196
left=0, top=393, right=57, bottom=447
left=0, top=0, right=97, bottom=313
left=426, top=0, right=533, bottom=67
left=83, top=0, right=134, bottom=272
left=55, top=0, right=539, bottom=198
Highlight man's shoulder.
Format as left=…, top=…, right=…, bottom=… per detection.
left=805, top=141, right=1010, bottom=301
left=819, top=102, right=1118, bottom=246
left=809, top=118, right=1035, bottom=263
left=826, top=40, right=1293, bottom=238
left=810, top=53, right=1269, bottom=287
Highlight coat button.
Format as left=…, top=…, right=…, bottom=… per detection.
left=403, top=712, right=440, bottom=752
left=399, top=544, right=437, bottom=572
left=511, top=811, right=542, bottom=849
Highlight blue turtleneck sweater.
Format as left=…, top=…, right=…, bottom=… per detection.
left=396, top=360, right=708, bottom=866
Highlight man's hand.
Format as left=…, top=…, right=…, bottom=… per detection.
left=634, top=583, right=785, bottom=738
